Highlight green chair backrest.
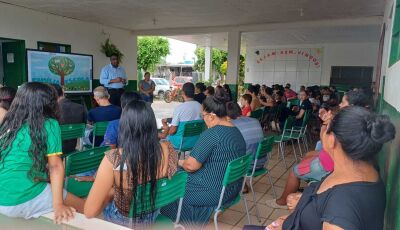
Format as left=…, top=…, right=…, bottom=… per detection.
left=222, top=154, right=252, bottom=186
left=182, top=120, right=206, bottom=137
left=65, top=146, right=110, bottom=176
left=282, top=116, right=295, bottom=137
left=250, top=108, right=264, bottom=120
left=93, top=121, right=109, bottom=137
left=60, top=123, right=86, bottom=141
left=255, top=136, right=274, bottom=160
left=287, top=99, right=300, bottom=108
left=129, top=171, right=188, bottom=217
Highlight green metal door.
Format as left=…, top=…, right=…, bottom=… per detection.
left=2, top=40, right=26, bottom=88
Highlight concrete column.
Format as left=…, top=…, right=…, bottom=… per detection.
left=226, top=30, right=241, bottom=100
left=205, top=46, right=212, bottom=82
left=129, top=32, right=138, bottom=91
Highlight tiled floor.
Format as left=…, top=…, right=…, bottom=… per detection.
left=204, top=146, right=303, bottom=230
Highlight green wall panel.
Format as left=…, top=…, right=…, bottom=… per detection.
left=377, top=100, right=400, bottom=230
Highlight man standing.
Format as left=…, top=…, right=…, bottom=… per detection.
left=100, top=53, right=127, bottom=107
left=139, top=72, right=156, bottom=103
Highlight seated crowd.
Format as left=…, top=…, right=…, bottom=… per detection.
left=0, top=80, right=395, bottom=230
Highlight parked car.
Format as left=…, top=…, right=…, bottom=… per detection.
left=171, top=76, right=192, bottom=89
left=151, top=77, right=171, bottom=99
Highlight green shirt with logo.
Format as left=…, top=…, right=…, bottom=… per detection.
left=0, top=119, right=62, bottom=206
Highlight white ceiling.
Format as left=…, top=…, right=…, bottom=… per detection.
left=1, top=0, right=384, bottom=31
left=168, top=24, right=382, bottom=51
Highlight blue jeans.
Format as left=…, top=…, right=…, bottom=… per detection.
left=103, top=201, right=159, bottom=228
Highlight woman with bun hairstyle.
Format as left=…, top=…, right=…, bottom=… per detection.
left=251, top=106, right=396, bottom=230
left=161, top=96, right=246, bottom=227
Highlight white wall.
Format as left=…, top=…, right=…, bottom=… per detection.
left=245, top=42, right=379, bottom=91
left=0, top=3, right=137, bottom=81
left=381, top=0, right=400, bottom=112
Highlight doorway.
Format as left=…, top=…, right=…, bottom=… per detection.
left=0, top=38, right=26, bottom=88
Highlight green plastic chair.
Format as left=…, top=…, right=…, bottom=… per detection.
left=92, top=121, right=109, bottom=148
left=286, top=98, right=300, bottom=108
left=177, top=120, right=206, bottom=159
left=245, top=136, right=277, bottom=222
left=128, top=171, right=188, bottom=229
left=214, top=154, right=252, bottom=229
left=250, top=108, right=264, bottom=121
left=60, top=123, right=86, bottom=151
left=270, top=116, right=297, bottom=169
left=291, top=110, right=312, bottom=156
left=64, top=146, right=109, bottom=197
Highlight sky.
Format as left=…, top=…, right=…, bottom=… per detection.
left=165, top=38, right=197, bottom=65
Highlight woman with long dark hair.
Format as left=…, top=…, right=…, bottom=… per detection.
left=84, top=100, right=177, bottom=228
left=0, top=86, right=16, bottom=123
left=0, top=82, right=83, bottom=223
left=161, top=95, right=246, bottom=227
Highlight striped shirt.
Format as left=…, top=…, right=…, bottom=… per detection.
left=185, top=125, right=246, bottom=206
left=232, top=116, right=265, bottom=169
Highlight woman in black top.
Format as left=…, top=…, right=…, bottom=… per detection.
left=244, top=106, right=395, bottom=230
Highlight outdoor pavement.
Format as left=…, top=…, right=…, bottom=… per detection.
left=151, top=99, right=180, bottom=119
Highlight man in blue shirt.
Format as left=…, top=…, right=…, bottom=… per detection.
left=100, top=53, right=127, bottom=107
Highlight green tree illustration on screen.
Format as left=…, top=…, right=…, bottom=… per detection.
left=48, top=56, right=75, bottom=86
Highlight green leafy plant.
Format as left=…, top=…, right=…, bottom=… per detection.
left=100, top=38, right=124, bottom=63
left=137, top=36, right=170, bottom=72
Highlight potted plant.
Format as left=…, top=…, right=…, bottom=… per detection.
left=100, top=38, right=124, bottom=63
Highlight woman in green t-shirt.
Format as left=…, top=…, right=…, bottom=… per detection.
left=0, top=82, right=84, bottom=223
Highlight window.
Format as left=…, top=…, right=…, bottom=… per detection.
left=330, top=66, right=373, bottom=89
left=389, top=0, right=400, bottom=66
left=37, top=42, right=71, bottom=53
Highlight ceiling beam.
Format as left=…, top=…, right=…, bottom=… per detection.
left=135, top=16, right=383, bottom=36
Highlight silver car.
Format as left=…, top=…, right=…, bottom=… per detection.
left=151, top=77, right=171, bottom=99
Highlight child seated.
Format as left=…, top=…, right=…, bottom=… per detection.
left=241, top=94, right=252, bottom=116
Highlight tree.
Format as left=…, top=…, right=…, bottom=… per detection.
left=137, top=36, right=170, bottom=72
left=48, top=56, right=75, bottom=86
left=194, top=48, right=227, bottom=75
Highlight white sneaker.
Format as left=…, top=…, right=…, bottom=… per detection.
left=266, top=199, right=288, bottom=209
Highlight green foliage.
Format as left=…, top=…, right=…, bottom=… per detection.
left=220, top=55, right=246, bottom=94
left=194, top=48, right=228, bottom=75
left=48, top=56, right=75, bottom=76
left=100, top=38, right=124, bottom=63
left=137, top=36, right=170, bottom=72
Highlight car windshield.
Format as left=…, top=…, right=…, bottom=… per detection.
left=152, top=78, right=168, bottom=85
left=159, top=79, right=169, bottom=85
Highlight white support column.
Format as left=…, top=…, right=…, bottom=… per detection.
left=226, top=30, right=241, bottom=100
left=205, top=46, right=212, bottom=82
left=132, top=33, right=138, bottom=81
